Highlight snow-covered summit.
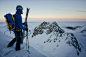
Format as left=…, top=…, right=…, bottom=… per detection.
left=31, top=21, right=85, bottom=56
left=32, top=21, right=64, bottom=37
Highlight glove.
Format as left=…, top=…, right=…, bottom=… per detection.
left=26, top=28, right=28, bottom=32
left=23, top=22, right=25, bottom=25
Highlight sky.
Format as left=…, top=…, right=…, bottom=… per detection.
left=0, top=0, right=86, bottom=21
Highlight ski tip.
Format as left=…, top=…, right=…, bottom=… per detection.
left=27, top=8, right=30, bottom=10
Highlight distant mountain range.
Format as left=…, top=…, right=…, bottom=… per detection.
left=66, top=25, right=86, bottom=33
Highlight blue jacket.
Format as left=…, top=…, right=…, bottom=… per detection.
left=14, top=9, right=26, bottom=30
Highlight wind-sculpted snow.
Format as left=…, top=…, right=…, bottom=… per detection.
left=32, top=21, right=84, bottom=56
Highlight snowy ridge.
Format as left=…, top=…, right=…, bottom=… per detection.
left=32, top=21, right=85, bottom=56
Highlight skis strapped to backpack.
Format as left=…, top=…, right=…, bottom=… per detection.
left=4, top=13, right=15, bottom=32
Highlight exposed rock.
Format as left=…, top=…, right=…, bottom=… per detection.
left=66, top=26, right=82, bottom=30
left=32, top=21, right=64, bottom=37
left=80, top=28, right=86, bottom=33
left=32, top=21, right=84, bottom=56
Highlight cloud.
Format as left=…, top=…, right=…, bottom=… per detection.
left=55, top=9, right=86, bottom=12
left=76, top=10, right=86, bottom=12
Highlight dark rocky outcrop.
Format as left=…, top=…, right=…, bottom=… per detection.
left=32, top=21, right=84, bottom=56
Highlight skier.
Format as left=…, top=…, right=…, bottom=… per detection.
left=7, top=5, right=28, bottom=51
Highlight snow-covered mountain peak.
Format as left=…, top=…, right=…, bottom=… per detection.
left=32, top=21, right=64, bottom=37
left=31, top=21, right=85, bottom=56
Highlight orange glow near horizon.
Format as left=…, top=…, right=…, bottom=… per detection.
left=23, top=16, right=86, bottom=20
left=0, top=17, right=86, bottom=22
left=0, top=0, right=86, bottom=22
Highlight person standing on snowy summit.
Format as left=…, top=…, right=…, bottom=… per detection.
left=7, top=5, right=28, bottom=51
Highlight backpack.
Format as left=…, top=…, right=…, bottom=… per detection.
left=4, top=13, right=15, bottom=31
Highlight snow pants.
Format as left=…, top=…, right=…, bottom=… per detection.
left=7, top=31, right=22, bottom=51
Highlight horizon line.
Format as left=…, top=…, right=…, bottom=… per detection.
left=0, top=18, right=86, bottom=21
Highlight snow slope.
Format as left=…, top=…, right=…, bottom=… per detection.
left=0, top=20, right=86, bottom=57
left=0, top=22, right=46, bottom=57
left=29, top=21, right=86, bottom=57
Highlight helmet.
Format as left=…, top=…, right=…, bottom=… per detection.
left=16, top=5, right=23, bottom=10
